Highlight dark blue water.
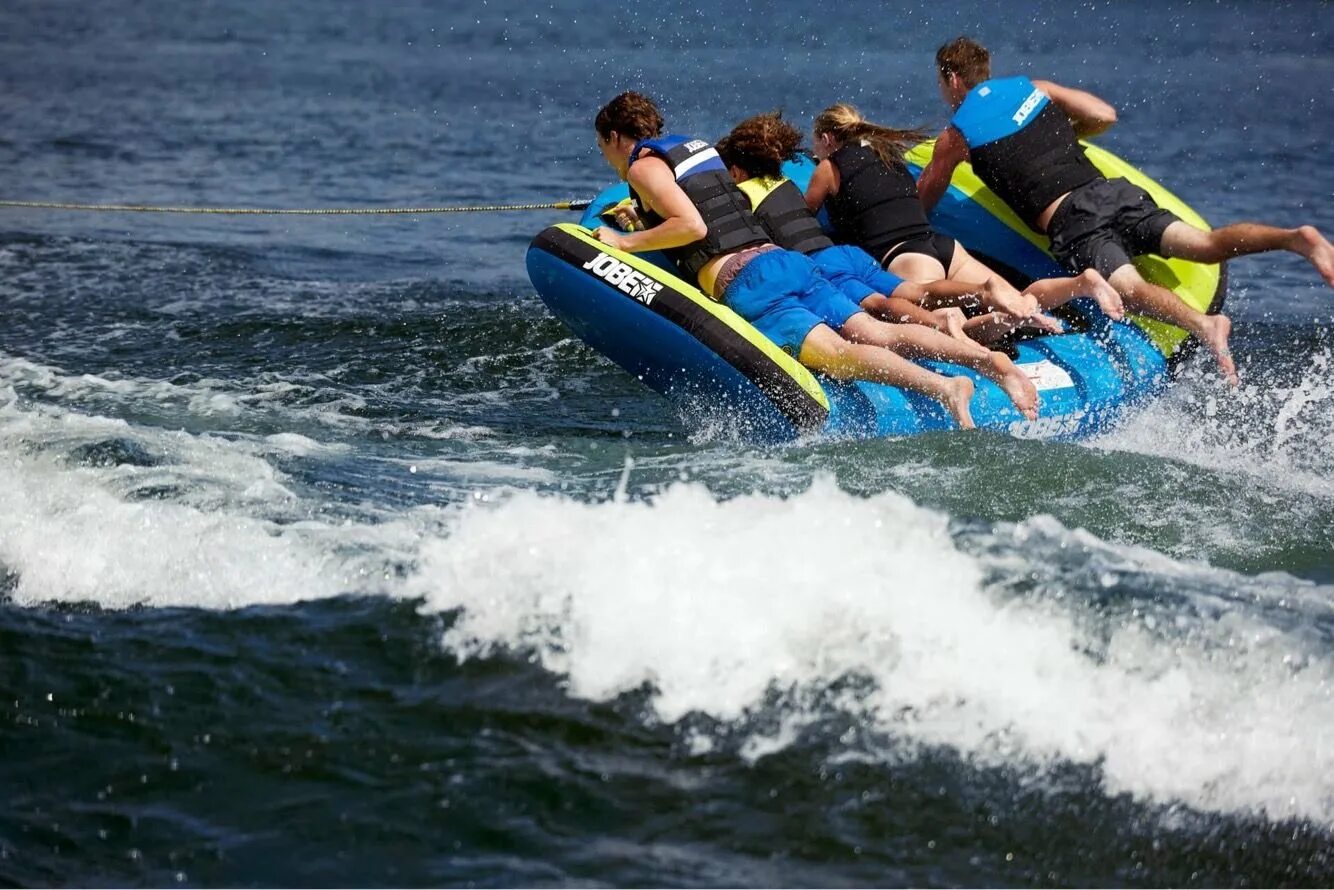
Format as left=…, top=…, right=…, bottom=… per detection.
left=3, top=0, right=1333, bottom=885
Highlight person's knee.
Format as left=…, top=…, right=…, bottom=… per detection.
left=797, top=324, right=840, bottom=365
left=1160, top=220, right=1213, bottom=256
left=859, top=294, right=895, bottom=318
left=1106, top=263, right=1143, bottom=293
left=838, top=312, right=870, bottom=340
left=846, top=312, right=898, bottom=344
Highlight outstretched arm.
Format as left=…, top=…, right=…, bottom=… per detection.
left=916, top=127, right=968, bottom=214
left=1033, top=79, right=1118, bottom=138
left=594, top=156, right=707, bottom=253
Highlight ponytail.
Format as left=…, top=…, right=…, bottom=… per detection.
left=813, top=103, right=928, bottom=170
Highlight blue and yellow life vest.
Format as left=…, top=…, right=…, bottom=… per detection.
left=627, top=134, right=770, bottom=280
left=950, top=76, right=1102, bottom=230
left=734, top=176, right=833, bottom=256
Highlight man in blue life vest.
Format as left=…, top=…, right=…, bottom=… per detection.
left=918, top=36, right=1334, bottom=386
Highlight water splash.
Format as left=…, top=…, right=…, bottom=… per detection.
left=406, top=478, right=1334, bottom=825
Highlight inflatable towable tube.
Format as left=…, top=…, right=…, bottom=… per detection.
left=525, top=144, right=1226, bottom=443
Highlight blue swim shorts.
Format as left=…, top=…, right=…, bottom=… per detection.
left=720, top=250, right=864, bottom=354
left=722, top=249, right=864, bottom=354
left=809, top=244, right=907, bottom=304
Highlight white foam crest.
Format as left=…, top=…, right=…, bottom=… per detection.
left=450, top=337, right=575, bottom=403
left=0, top=384, right=429, bottom=608
left=402, top=422, right=497, bottom=441
left=1096, top=349, right=1334, bottom=499
left=0, top=386, right=311, bottom=512
left=406, top=479, right=1334, bottom=825
left=0, top=351, right=516, bottom=446
left=0, top=420, right=430, bottom=609
left=260, top=432, right=350, bottom=458
left=0, top=449, right=357, bottom=609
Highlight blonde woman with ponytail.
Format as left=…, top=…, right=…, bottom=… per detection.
left=807, top=104, right=1124, bottom=328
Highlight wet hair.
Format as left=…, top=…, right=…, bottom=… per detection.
left=812, top=104, right=928, bottom=170
left=715, top=112, right=804, bottom=179
left=936, top=36, right=991, bottom=88
left=594, top=91, right=664, bottom=141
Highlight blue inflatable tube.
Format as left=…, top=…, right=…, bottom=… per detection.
left=527, top=148, right=1225, bottom=443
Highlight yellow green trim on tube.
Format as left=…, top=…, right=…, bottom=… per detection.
left=554, top=223, right=831, bottom=411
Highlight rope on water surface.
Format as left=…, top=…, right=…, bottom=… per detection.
left=0, top=198, right=593, bottom=215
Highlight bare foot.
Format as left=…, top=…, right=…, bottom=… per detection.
left=985, top=275, right=1064, bottom=332
left=943, top=376, right=976, bottom=429
left=1195, top=313, right=1238, bottom=386
left=1080, top=269, right=1126, bottom=320
left=1023, top=313, right=1066, bottom=334
left=932, top=307, right=967, bottom=339
left=1296, top=225, right=1334, bottom=288
left=963, top=312, right=1020, bottom=344
left=983, top=276, right=1041, bottom=319
left=988, top=352, right=1040, bottom=420
left=932, top=308, right=991, bottom=358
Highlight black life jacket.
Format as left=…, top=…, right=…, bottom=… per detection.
left=950, top=76, right=1102, bottom=230
left=627, top=134, right=770, bottom=280
left=824, top=143, right=932, bottom=260
left=735, top=176, right=834, bottom=256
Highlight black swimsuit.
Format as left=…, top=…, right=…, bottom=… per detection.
left=881, top=232, right=958, bottom=272
left=826, top=144, right=957, bottom=271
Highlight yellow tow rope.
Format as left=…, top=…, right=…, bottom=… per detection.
left=0, top=198, right=592, bottom=215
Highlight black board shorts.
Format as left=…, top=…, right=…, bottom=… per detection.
left=1046, top=177, right=1182, bottom=279
left=881, top=231, right=958, bottom=272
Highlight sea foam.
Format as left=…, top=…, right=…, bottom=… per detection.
left=407, top=478, right=1334, bottom=826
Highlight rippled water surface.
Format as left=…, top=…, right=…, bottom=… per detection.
left=2, top=0, right=1332, bottom=885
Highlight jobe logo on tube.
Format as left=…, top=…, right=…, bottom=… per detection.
left=581, top=252, right=664, bottom=305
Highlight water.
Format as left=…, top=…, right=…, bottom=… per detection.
left=2, top=0, right=1333, bottom=885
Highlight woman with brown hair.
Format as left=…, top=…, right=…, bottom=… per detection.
left=807, top=103, right=1124, bottom=326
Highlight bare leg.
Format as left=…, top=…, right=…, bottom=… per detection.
left=979, top=276, right=1061, bottom=332
left=891, top=245, right=1024, bottom=314
left=1024, top=269, right=1125, bottom=320
left=797, top=324, right=976, bottom=428
left=962, top=311, right=1065, bottom=344
left=842, top=312, right=989, bottom=359
left=1107, top=264, right=1237, bottom=385
left=946, top=244, right=1045, bottom=320
left=892, top=272, right=1034, bottom=323
left=929, top=307, right=972, bottom=345
left=895, top=278, right=983, bottom=313
left=1161, top=220, right=1334, bottom=287
left=873, top=300, right=1062, bottom=345
left=962, top=312, right=1022, bottom=344
left=860, top=293, right=933, bottom=324
left=889, top=245, right=1060, bottom=329
left=860, top=294, right=977, bottom=348
left=841, top=314, right=1039, bottom=420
